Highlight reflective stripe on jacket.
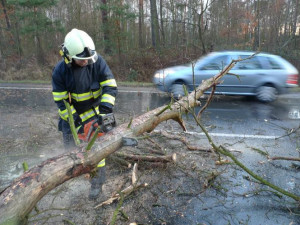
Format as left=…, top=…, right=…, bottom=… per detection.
left=52, top=55, right=117, bottom=122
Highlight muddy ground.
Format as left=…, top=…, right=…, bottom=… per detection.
left=0, top=104, right=220, bottom=224
left=0, top=104, right=299, bottom=225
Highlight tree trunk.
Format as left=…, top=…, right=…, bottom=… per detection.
left=253, top=0, right=260, bottom=50
left=1, top=0, right=11, bottom=29
left=138, top=0, right=144, bottom=48
left=101, top=0, right=111, bottom=54
left=150, top=0, right=160, bottom=48
left=159, top=0, right=165, bottom=45
left=0, top=60, right=237, bottom=224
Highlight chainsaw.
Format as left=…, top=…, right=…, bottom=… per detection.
left=77, top=113, right=137, bottom=146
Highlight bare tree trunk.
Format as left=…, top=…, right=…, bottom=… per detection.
left=292, top=0, right=299, bottom=47
left=160, top=0, right=165, bottom=45
left=138, top=0, right=144, bottom=48
left=101, top=0, right=111, bottom=54
left=1, top=0, right=11, bottom=29
left=150, top=0, right=160, bottom=48
left=253, top=0, right=260, bottom=50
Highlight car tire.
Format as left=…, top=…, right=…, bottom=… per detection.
left=171, top=83, right=186, bottom=100
left=256, top=85, right=278, bottom=102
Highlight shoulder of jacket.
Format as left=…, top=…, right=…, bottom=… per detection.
left=97, top=54, right=107, bottom=64
left=53, top=60, right=69, bottom=75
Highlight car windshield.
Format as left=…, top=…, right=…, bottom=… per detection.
left=198, top=55, right=228, bottom=70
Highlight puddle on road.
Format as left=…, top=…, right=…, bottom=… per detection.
left=288, top=107, right=300, bottom=119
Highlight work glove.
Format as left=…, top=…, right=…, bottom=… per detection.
left=99, top=104, right=113, bottom=114
left=73, top=113, right=83, bottom=132
left=74, top=113, right=82, bottom=126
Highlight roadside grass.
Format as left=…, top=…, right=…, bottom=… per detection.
left=290, top=87, right=300, bottom=92
left=0, top=79, right=154, bottom=87
left=0, top=80, right=51, bottom=84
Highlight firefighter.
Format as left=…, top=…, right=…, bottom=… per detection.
left=52, top=28, right=117, bottom=200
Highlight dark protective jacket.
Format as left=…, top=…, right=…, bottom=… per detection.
left=52, top=54, right=117, bottom=123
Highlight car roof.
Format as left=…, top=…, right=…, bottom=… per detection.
left=211, top=50, right=277, bottom=57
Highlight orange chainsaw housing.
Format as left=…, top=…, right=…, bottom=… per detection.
left=78, top=119, right=104, bottom=142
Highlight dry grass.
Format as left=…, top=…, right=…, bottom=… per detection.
left=0, top=48, right=201, bottom=83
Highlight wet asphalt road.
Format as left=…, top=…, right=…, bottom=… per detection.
left=0, top=83, right=299, bottom=225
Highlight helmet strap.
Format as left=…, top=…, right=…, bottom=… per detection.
left=60, top=44, right=72, bottom=66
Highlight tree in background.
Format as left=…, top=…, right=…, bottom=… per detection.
left=138, top=0, right=145, bottom=48
left=0, top=0, right=300, bottom=81
left=100, top=0, right=111, bottom=54
left=6, top=0, right=62, bottom=66
left=150, top=0, right=160, bottom=48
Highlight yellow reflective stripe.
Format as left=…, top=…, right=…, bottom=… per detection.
left=59, top=105, right=76, bottom=121
left=100, top=79, right=117, bottom=87
left=71, top=91, right=93, bottom=102
left=52, top=91, right=68, bottom=101
left=101, top=94, right=115, bottom=105
left=97, top=159, right=105, bottom=167
left=92, top=89, right=102, bottom=99
left=79, top=106, right=99, bottom=122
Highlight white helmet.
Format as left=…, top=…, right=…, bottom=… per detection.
left=62, top=28, right=98, bottom=65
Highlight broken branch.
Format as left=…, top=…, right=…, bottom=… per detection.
left=154, top=130, right=213, bottom=152
left=114, top=152, right=177, bottom=163
left=95, top=163, right=148, bottom=209
left=269, top=156, right=300, bottom=162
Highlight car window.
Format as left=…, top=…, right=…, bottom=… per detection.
left=232, top=55, right=263, bottom=70
left=266, top=57, right=283, bottom=69
left=201, top=55, right=227, bottom=70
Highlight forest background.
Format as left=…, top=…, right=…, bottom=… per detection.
left=1, top=0, right=300, bottom=84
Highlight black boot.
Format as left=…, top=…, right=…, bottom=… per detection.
left=62, top=133, right=76, bottom=150
left=89, top=166, right=106, bottom=200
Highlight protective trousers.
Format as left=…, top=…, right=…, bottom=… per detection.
left=59, top=118, right=76, bottom=150
left=89, top=159, right=106, bottom=200
left=59, top=118, right=106, bottom=200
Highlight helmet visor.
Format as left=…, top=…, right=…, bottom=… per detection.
left=72, top=48, right=98, bottom=64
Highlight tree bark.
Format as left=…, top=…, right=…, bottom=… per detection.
left=150, top=0, right=160, bottom=48
left=101, top=0, right=111, bottom=54
left=0, top=60, right=237, bottom=224
left=0, top=0, right=11, bottom=29
left=138, top=0, right=144, bottom=48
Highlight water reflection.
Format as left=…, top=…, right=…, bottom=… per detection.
left=288, top=107, right=300, bottom=119
left=115, top=91, right=170, bottom=116
left=202, top=96, right=300, bottom=121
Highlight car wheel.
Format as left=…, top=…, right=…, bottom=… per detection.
left=171, top=83, right=186, bottom=99
left=256, top=85, right=278, bottom=102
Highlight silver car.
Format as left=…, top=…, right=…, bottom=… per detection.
left=153, top=51, right=299, bottom=102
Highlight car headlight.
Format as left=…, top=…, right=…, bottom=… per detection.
left=154, top=71, right=167, bottom=79
left=154, top=69, right=175, bottom=79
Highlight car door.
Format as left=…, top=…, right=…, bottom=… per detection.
left=193, top=54, right=230, bottom=93
left=229, top=55, right=268, bottom=95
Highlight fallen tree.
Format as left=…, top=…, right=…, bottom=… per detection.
left=2, top=56, right=299, bottom=224
left=0, top=59, right=237, bottom=224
